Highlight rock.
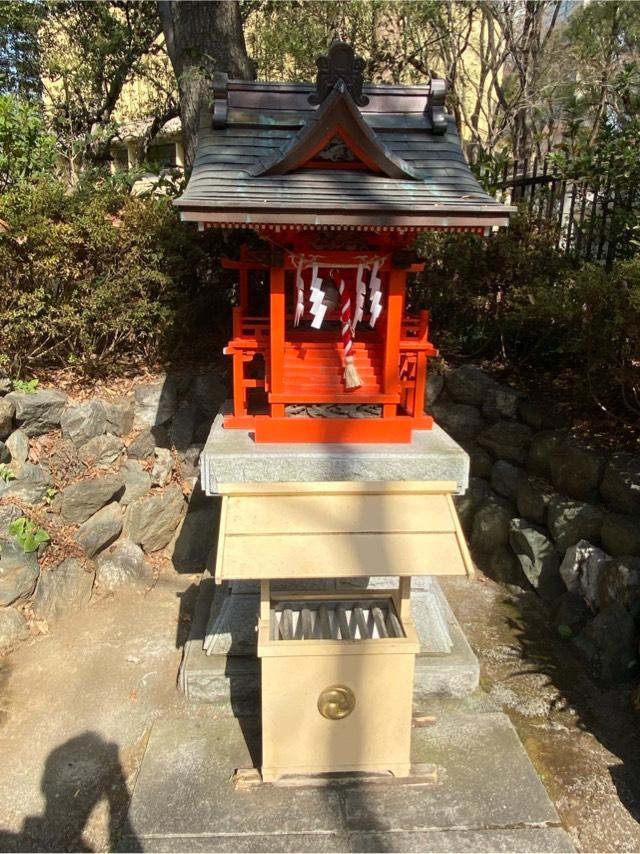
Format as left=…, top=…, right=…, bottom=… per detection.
left=461, top=442, right=492, bottom=478
left=518, top=399, right=566, bottom=432
left=96, top=538, right=153, bottom=591
left=599, top=556, right=640, bottom=611
left=549, top=441, right=606, bottom=502
left=559, top=540, right=611, bottom=610
left=488, top=545, right=525, bottom=587
left=179, top=444, right=204, bottom=480
left=431, top=400, right=486, bottom=443
left=0, top=377, right=11, bottom=396
left=172, top=506, right=220, bottom=571
left=1, top=462, right=53, bottom=504
left=0, top=541, right=40, bottom=606
left=60, top=474, right=124, bottom=524
left=103, top=397, right=135, bottom=437
left=151, top=447, right=173, bottom=487
left=600, top=453, right=640, bottom=516
left=482, top=383, right=526, bottom=421
left=552, top=592, right=592, bottom=640
left=0, top=608, right=29, bottom=651
left=0, top=397, right=15, bottom=440
left=0, top=504, right=22, bottom=536
left=78, top=434, right=124, bottom=468
left=601, top=514, right=640, bottom=558
left=60, top=400, right=107, bottom=448
left=445, top=365, right=492, bottom=407
left=548, top=497, right=603, bottom=553
left=75, top=503, right=123, bottom=558
left=192, top=371, right=225, bottom=418
left=119, top=460, right=151, bottom=505
left=170, top=402, right=198, bottom=454
left=425, top=372, right=445, bottom=407
left=127, top=429, right=158, bottom=460
left=0, top=441, right=9, bottom=464
left=5, top=430, right=29, bottom=472
left=526, top=431, right=565, bottom=480
left=32, top=558, right=94, bottom=622
left=470, top=493, right=516, bottom=554
left=133, top=379, right=179, bottom=428
left=453, top=477, right=489, bottom=535
left=491, top=460, right=521, bottom=502
left=573, top=603, right=638, bottom=683
left=477, top=421, right=533, bottom=466
left=125, top=484, right=185, bottom=553
left=6, top=389, right=67, bottom=437
left=509, top=519, right=564, bottom=603
left=516, top=475, right=556, bottom=526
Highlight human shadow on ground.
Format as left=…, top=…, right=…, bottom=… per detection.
left=504, top=588, right=640, bottom=826
left=0, top=731, right=139, bottom=852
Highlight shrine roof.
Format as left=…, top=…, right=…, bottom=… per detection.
left=175, top=43, right=513, bottom=231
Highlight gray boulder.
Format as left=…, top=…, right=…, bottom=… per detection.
left=119, top=460, right=151, bottom=505
left=518, top=399, right=566, bottom=432
left=179, top=444, right=204, bottom=480
left=126, top=429, right=158, bottom=461
left=488, top=545, right=526, bottom=587
left=526, top=431, right=565, bottom=480
left=425, top=372, right=445, bottom=407
left=573, top=603, right=638, bottom=683
left=125, top=484, right=185, bottom=553
left=491, top=460, right=521, bottom=502
left=0, top=441, right=9, bottom=464
left=598, top=556, right=640, bottom=611
left=453, top=477, right=489, bottom=535
left=0, top=541, right=40, bottom=606
left=192, top=371, right=225, bottom=418
left=431, top=400, right=486, bottom=443
left=600, top=453, right=640, bottom=516
left=60, top=474, right=124, bottom=524
left=461, top=441, right=492, bottom=479
left=548, top=497, right=603, bottom=553
left=96, top=538, right=153, bottom=591
left=552, top=592, right=592, bottom=640
left=1, top=462, right=52, bottom=504
left=134, top=379, right=179, bottom=428
left=559, top=540, right=611, bottom=610
left=516, top=475, right=556, bottom=526
left=6, top=389, right=67, bottom=437
left=5, top=430, right=29, bottom=472
left=0, top=397, right=15, bottom=440
left=170, top=402, right=198, bottom=454
left=151, top=447, right=173, bottom=487
left=509, top=519, right=564, bottom=602
left=103, top=397, right=135, bottom=437
left=482, top=383, right=526, bottom=421
left=32, top=558, right=94, bottom=622
left=601, top=514, right=640, bottom=558
left=0, top=608, right=29, bottom=651
left=0, top=377, right=11, bottom=396
left=0, top=504, right=22, bottom=536
left=171, top=505, right=220, bottom=572
left=445, top=365, right=492, bottom=407
left=75, top=502, right=123, bottom=558
left=478, top=421, right=533, bottom=466
left=78, top=434, right=124, bottom=468
left=549, top=441, right=606, bottom=502
left=470, top=493, right=516, bottom=554
left=60, top=400, right=106, bottom=447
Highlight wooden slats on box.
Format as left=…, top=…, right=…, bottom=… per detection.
left=214, top=481, right=473, bottom=582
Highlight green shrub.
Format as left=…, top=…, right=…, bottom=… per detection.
left=0, top=95, right=57, bottom=192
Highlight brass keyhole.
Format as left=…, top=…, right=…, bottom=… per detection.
left=317, top=684, right=356, bottom=720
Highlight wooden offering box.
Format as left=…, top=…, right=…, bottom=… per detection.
left=214, top=479, right=473, bottom=782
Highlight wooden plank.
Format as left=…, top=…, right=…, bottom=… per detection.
left=446, top=493, right=475, bottom=579
left=225, top=493, right=455, bottom=535
left=220, top=531, right=469, bottom=579
left=217, top=480, right=459, bottom=496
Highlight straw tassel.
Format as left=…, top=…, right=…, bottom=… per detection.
left=337, top=277, right=362, bottom=390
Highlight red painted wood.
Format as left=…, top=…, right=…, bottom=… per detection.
left=254, top=416, right=414, bottom=444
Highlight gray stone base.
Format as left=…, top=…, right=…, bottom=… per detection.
left=180, top=574, right=479, bottom=713
left=119, top=706, right=574, bottom=852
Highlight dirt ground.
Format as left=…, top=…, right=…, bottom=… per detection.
left=0, top=566, right=638, bottom=853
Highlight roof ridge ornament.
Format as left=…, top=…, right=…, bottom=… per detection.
left=426, top=78, right=447, bottom=135
left=309, top=41, right=369, bottom=107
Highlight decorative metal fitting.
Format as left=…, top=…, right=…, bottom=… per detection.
left=309, top=41, right=369, bottom=107
left=317, top=684, right=356, bottom=720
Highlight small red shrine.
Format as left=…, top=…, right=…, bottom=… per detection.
left=176, top=42, right=511, bottom=444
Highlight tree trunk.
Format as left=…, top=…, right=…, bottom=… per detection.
left=158, top=0, right=253, bottom=168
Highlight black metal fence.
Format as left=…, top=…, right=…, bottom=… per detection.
left=479, top=157, right=639, bottom=269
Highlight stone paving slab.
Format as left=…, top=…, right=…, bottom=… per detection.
left=120, top=709, right=574, bottom=853
left=201, top=407, right=469, bottom=494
